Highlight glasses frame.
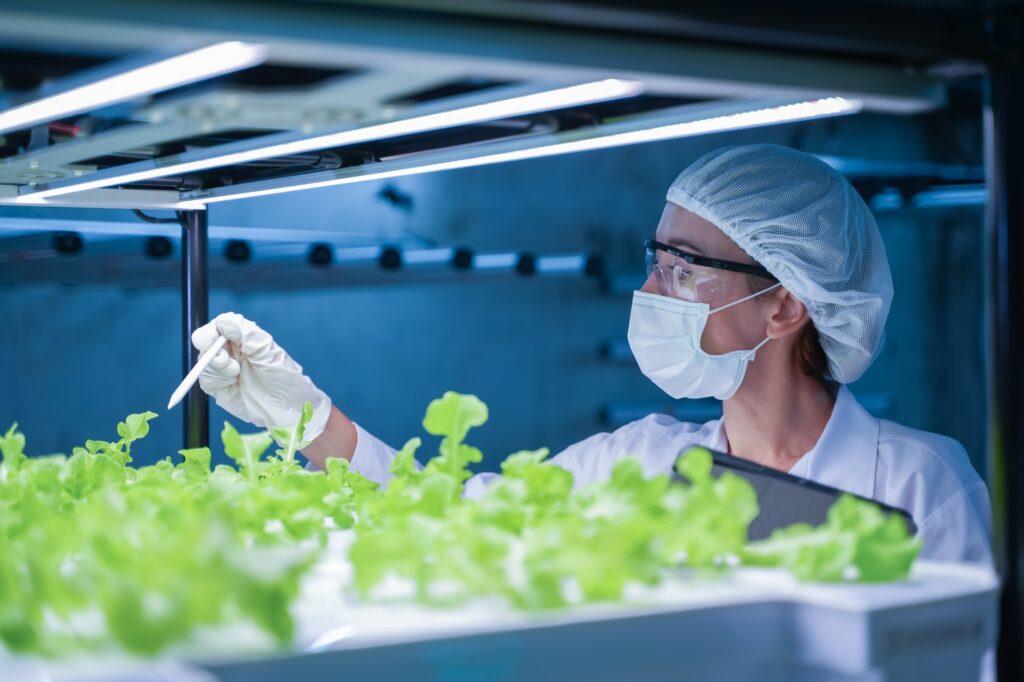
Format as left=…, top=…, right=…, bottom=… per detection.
left=644, top=239, right=778, bottom=282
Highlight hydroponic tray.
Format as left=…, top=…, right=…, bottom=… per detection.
left=2, top=531, right=998, bottom=682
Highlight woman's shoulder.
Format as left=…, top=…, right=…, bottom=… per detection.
left=874, top=419, right=989, bottom=535
left=875, top=419, right=992, bottom=563
left=876, top=418, right=982, bottom=489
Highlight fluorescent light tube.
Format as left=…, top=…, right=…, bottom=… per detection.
left=911, top=185, right=987, bottom=209
left=22, top=79, right=643, bottom=200
left=472, top=253, right=519, bottom=270
left=0, top=42, right=267, bottom=136
left=537, top=254, right=587, bottom=274
left=402, top=248, right=455, bottom=265
left=188, top=97, right=861, bottom=206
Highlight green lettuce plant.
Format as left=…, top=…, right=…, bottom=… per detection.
left=0, top=392, right=921, bottom=659
left=742, top=493, right=922, bottom=582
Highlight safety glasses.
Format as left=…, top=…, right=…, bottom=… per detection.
left=644, top=239, right=777, bottom=303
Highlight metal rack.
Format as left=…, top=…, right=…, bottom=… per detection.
left=179, top=210, right=209, bottom=450
left=985, top=54, right=1024, bottom=682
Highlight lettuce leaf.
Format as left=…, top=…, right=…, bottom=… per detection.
left=270, top=401, right=314, bottom=463
left=742, top=493, right=922, bottom=582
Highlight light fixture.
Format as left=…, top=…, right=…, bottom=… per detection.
left=911, top=185, right=987, bottom=209
left=185, top=97, right=862, bottom=206
left=20, top=79, right=644, bottom=200
left=0, top=41, right=267, bottom=136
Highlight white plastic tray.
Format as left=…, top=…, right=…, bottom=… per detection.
left=1, top=532, right=999, bottom=682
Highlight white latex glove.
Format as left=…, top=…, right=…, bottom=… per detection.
left=191, top=312, right=331, bottom=442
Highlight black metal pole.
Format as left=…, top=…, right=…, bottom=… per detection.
left=984, top=51, right=1024, bottom=682
left=178, top=209, right=210, bottom=450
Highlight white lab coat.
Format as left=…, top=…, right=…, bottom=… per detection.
left=342, top=386, right=993, bottom=565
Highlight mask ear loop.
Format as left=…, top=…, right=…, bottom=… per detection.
left=710, top=282, right=782, bottom=360
left=708, top=281, right=783, bottom=314
left=742, top=335, right=773, bottom=360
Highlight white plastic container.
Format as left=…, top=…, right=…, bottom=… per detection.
left=2, top=558, right=997, bottom=682
left=205, top=560, right=999, bottom=682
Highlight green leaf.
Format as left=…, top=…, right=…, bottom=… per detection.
left=221, top=422, right=273, bottom=482
left=270, top=401, right=314, bottom=463
left=433, top=442, right=483, bottom=479
left=856, top=517, right=921, bottom=582
left=500, top=448, right=551, bottom=475
left=422, top=392, right=488, bottom=442
left=714, top=472, right=759, bottom=525
left=0, top=423, right=27, bottom=471
left=390, top=437, right=422, bottom=478
left=742, top=494, right=921, bottom=582
left=674, top=446, right=712, bottom=484
left=116, top=412, right=158, bottom=447
left=85, top=440, right=111, bottom=455
left=178, top=447, right=212, bottom=483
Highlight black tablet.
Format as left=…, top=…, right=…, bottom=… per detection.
left=673, top=448, right=917, bottom=541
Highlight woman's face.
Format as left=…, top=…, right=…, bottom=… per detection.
left=640, top=203, right=777, bottom=355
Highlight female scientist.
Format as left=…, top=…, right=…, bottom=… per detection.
left=192, top=144, right=992, bottom=564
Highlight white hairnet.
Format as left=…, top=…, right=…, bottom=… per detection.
left=665, top=143, right=892, bottom=384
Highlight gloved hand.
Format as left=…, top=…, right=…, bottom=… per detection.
left=191, top=312, right=332, bottom=443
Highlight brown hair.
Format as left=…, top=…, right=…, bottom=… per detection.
left=796, top=323, right=829, bottom=379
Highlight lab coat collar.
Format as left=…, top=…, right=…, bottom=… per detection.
left=794, top=385, right=879, bottom=500
left=706, top=385, right=879, bottom=500
left=704, top=418, right=729, bottom=453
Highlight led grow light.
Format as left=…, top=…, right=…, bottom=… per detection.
left=0, top=41, right=267, bottom=136
left=19, top=79, right=644, bottom=200
left=184, top=97, right=861, bottom=206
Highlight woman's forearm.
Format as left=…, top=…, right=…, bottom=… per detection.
left=301, top=405, right=358, bottom=469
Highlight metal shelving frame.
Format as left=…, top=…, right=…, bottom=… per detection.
left=984, top=52, right=1024, bottom=682
left=178, top=210, right=210, bottom=450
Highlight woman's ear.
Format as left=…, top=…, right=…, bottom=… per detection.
left=766, top=289, right=810, bottom=340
